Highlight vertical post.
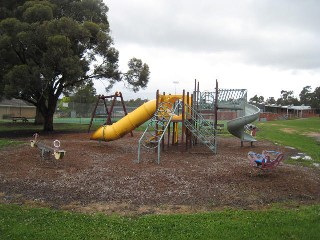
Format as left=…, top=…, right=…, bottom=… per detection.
left=88, top=95, right=101, bottom=133
left=172, top=122, right=176, bottom=145
left=197, top=81, right=200, bottom=110
left=185, top=91, right=190, bottom=151
left=181, top=89, right=185, bottom=143
left=103, top=97, right=112, bottom=125
left=195, top=81, right=200, bottom=145
left=214, top=79, right=219, bottom=130
left=156, top=90, right=159, bottom=113
left=214, top=80, right=219, bottom=151
left=108, top=92, right=118, bottom=118
left=173, top=81, right=179, bottom=95
left=192, top=78, right=197, bottom=146
left=157, top=141, right=161, bottom=164
left=189, top=93, right=194, bottom=149
left=167, top=120, right=171, bottom=149
left=155, top=90, right=159, bottom=153
left=161, top=92, right=166, bottom=151
left=137, top=140, right=141, bottom=163
left=119, top=92, right=133, bottom=137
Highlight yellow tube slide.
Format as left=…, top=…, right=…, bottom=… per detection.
left=90, top=94, right=192, bottom=142
left=90, top=99, right=156, bottom=141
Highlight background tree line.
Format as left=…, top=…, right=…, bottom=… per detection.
left=249, top=86, right=320, bottom=109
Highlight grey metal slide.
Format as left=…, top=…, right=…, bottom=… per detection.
left=227, top=103, right=260, bottom=142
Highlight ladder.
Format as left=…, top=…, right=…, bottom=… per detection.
left=137, top=102, right=217, bottom=164
left=137, top=102, right=178, bottom=164
left=184, top=104, right=217, bottom=153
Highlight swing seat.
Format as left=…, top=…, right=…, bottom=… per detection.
left=248, top=150, right=284, bottom=170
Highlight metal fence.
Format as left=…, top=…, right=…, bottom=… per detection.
left=55, top=102, right=140, bottom=121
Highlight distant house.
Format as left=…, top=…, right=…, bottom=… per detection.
left=259, top=104, right=317, bottom=121
left=0, top=98, right=36, bottom=119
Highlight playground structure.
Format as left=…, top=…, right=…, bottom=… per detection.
left=88, top=91, right=133, bottom=137
left=90, top=80, right=261, bottom=163
left=248, top=150, right=284, bottom=170
left=137, top=90, right=198, bottom=163
left=30, top=133, right=66, bottom=161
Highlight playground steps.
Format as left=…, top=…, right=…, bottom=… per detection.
left=184, top=104, right=217, bottom=153
left=138, top=101, right=217, bottom=163
left=138, top=102, right=178, bottom=163
left=139, top=116, right=171, bottom=148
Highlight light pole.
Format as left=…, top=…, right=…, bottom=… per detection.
left=173, top=81, right=179, bottom=94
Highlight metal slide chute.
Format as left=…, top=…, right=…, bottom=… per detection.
left=227, top=103, right=260, bottom=142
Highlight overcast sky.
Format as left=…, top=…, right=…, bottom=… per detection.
left=97, top=0, right=320, bottom=101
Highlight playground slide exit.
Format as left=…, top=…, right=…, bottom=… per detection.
left=90, top=100, right=156, bottom=141
left=227, top=103, right=260, bottom=142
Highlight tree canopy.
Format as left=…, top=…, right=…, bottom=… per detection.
left=0, top=0, right=150, bottom=131
left=249, top=94, right=264, bottom=104
left=249, top=86, right=320, bottom=109
left=276, top=90, right=299, bottom=106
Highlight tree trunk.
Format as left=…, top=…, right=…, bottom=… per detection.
left=43, top=112, right=54, bottom=131
left=36, top=96, right=56, bottom=132
left=34, top=108, right=44, bottom=125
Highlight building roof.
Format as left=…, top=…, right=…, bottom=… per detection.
left=286, top=105, right=311, bottom=110
left=265, top=104, right=312, bottom=110
left=0, top=98, right=35, bottom=107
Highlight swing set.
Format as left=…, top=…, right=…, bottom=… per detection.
left=87, top=91, right=132, bottom=137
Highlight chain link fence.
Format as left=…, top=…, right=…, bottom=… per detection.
left=54, top=101, right=140, bottom=124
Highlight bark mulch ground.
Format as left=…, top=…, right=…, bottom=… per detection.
left=1, top=131, right=319, bottom=215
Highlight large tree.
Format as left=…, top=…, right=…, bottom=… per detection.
left=265, top=96, right=276, bottom=105
left=0, top=0, right=150, bottom=131
left=299, top=86, right=313, bottom=106
left=276, top=90, right=299, bottom=106
left=249, top=94, right=264, bottom=104
left=310, top=87, right=320, bottom=109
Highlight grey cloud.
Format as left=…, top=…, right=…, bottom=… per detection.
left=107, top=0, right=320, bottom=70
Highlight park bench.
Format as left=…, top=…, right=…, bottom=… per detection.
left=12, top=116, right=28, bottom=123
left=30, top=134, right=66, bottom=161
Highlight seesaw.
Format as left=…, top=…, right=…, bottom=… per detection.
left=30, top=133, right=66, bottom=161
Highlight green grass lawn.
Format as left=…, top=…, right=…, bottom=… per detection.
left=256, top=117, right=320, bottom=164
left=1, top=204, right=319, bottom=240
left=0, top=139, right=23, bottom=148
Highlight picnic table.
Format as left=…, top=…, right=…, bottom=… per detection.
left=11, top=116, right=29, bottom=123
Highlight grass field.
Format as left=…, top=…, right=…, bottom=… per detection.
left=0, top=117, right=319, bottom=239
left=256, top=118, right=320, bottom=165
left=1, top=204, right=319, bottom=240
left=0, top=139, right=21, bottom=148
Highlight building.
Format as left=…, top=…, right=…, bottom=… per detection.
left=259, top=104, right=317, bottom=121
left=0, top=98, right=36, bottom=119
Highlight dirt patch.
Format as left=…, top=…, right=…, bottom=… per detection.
left=0, top=131, right=319, bottom=215
left=304, top=132, right=320, bottom=142
left=281, top=128, right=297, bottom=134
